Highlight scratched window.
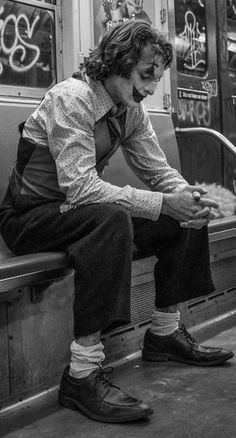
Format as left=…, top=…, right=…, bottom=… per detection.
left=175, top=0, right=207, bottom=76
left=227, top=0, right=236, bottom=88
left=0, top=1, right=56, bottom=89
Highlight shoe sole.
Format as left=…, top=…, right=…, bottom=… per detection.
left=142, top=350, right=234, bottom=366
left=58, top=391, right=153, bottom=423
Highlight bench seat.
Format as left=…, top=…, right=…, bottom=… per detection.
left=1, top=215, right=236, bottom=297
left=0, top=235, right=149, bottom=297
left=209, top=216, right=236, bottom=234
left=0, top=236, right=73, bottom=295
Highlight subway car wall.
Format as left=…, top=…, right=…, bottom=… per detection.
left=173, top=0, right=236, bottom=193
left=0, top=0, right=236, bottom=200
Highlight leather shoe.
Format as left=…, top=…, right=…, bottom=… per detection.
left=142, top=324, right=234, bottom=366
left=58, top=366, right=153, bottom=423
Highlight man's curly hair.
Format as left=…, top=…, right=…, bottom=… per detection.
left=84, top=19, right=173, bottom=81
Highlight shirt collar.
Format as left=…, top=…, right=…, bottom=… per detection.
left=86, top=75, right=126, bottom=122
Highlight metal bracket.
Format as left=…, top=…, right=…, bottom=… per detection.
left=31, top=282, right=52, bottom=303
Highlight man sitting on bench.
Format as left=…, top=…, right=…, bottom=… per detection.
left=0, top=20, right=234, bottom=424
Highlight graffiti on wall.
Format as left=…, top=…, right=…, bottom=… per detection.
left=0, top=1, right=55, bottom=89
left=178, top=99, right=211, bottom=127
left=0, top=5, right=40, bottom=74
left=178, top=10, right=206, bottom=71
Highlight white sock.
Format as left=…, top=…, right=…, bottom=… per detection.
left=150, top=310, right=180, bottom=336
left=69, top=341, right=105, bottom=379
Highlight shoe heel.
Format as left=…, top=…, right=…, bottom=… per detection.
left=142, top=350, right=170, bottom=362
left=58, top=391, right=78, bottom=411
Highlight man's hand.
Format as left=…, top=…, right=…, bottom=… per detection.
left=161, top=185, right=219, bottom=229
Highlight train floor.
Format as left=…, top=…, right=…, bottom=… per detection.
left=1, top=314, right=236, bottom=438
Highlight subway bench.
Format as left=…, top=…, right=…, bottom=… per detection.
left=1, top=215, right=236, bottom=302
left=0, top=231, right=155, bottom=303
left=0, top=235, right=74, bottom=302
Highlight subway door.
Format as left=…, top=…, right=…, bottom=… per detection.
left=169, top=0, right=223, bottom=187
left=0, top=0, right=63, bottom=203
left=217, top=0, right=236, bottom=193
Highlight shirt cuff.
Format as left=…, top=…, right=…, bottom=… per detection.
left=126, top=189, right=163, bottom=221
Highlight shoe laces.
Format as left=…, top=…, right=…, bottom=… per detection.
left=179, top=323, right=197, bottom=345
left=95, top=365, right=121, bottom=399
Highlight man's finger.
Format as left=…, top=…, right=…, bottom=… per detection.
left=199, top=197, right=219, bottom=209
left=194, top=206, right=210, bottom=218
left=189, top=185, right=208, bottom=195
left=180, top=218, right=209, bottom=228
left=195, top=209, right=216, bottom=220
left=192, top=191, right=201, bottom=201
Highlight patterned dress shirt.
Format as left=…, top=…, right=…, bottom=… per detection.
left=22, top=76, right=187, bottom=221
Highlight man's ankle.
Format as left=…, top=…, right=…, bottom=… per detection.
left=75, top=330, right=101, bottom=347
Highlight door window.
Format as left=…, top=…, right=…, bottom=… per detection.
left=93, top=0, right=152, bottom=45
left=227, top=0, right=236, bottom=88
left=175, top=0, right=207, bottom=76
left=92, top=0, right=169, bottom=111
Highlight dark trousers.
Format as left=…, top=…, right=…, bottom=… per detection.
left=0, top=197, right=214, bottom=337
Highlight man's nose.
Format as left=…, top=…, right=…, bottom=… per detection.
left=144, top=81, right=157, bottom=96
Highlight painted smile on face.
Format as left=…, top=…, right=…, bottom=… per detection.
left=133, top=86, right=145, bottom=103
left=103, top=44, right=166, bottom=108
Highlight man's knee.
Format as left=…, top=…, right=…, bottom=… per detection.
left=152, top=215, right=184, bottom=243
left=104, top=204, right=133, bottom=241
left=77, top=203, right=133, bottom=242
